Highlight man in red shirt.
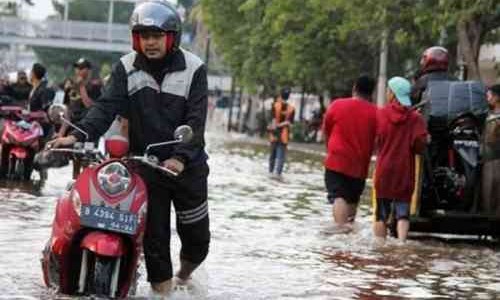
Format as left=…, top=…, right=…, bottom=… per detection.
left=323, top=76, right=377, bottom=227
left=373, top=76, right=428, bottom=242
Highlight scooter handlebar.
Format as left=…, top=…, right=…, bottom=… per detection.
left=48, top=148, right=105, bottom=161
left=127, top=156, right=179, bottom=177
left=46, top=152, right=178, bottom=176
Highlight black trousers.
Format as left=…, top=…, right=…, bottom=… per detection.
left=140, top=162, right=210, bottom=283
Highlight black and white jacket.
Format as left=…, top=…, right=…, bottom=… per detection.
left=73, top=48, right=208, bottom=167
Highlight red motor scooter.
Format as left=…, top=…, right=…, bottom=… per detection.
left=41, top=106, right=193, bottom=297
left=0, top=106, right=47, bottom=180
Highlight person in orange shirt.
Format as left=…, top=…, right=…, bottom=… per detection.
left=268, top=87, right=295, bottom=177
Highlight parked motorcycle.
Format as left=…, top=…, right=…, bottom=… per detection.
left=0, top=106, right=47, bottom=180
left=41, top=105, right=193, bottom=297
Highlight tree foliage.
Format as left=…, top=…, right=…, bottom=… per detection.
left=202, top=0, right=427, bottom=96
left=202, top=0, right=500, bottom=96
left=436, top=0, right=500, bottom=79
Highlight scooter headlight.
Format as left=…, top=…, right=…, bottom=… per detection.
left=97, top=162, right=131, bottom=196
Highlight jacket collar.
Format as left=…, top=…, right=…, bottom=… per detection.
left=32, top=80, right=47, bottom=93
left=133, top=49, right=186, bottom=74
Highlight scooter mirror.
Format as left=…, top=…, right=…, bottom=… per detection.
left=48, top=104, right=68, bottom=125
left=174, top=125, right=193, bottom=143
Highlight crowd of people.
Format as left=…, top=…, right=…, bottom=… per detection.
left=0, top=57, right=103, bottom=178
left=268, top=46, right=500, bottom=243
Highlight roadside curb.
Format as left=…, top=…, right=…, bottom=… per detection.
left=225, top=133, right=376, bottom=187
left=227, top=133, right=326, bottom=157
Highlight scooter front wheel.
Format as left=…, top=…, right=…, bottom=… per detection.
left=92, top=255, right=114, bottom=296
left=83, top=252, right=121, bottom=298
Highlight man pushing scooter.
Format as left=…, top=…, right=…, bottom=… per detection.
left=49, top=0, right=210, bottom=295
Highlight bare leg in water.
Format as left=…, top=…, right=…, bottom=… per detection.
left=151, top=260, right=200, bottom=293
left=332, top=197, right=357, bottom=232
left=176, top=259, right=199, bottom=283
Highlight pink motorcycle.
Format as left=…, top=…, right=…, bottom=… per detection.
left=0, top=106, right=47, bottom=180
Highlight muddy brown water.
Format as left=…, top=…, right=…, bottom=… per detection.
left=0, top=135, right=498, bottom=299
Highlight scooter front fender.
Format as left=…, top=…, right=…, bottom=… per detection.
left=80, top=231, right=126, bottom=257
left=10, top=146, right=27, bottom=159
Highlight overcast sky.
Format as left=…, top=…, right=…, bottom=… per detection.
left=24, top=0, right=55, bottom=19
left=24, top=0, right=178, bottom=20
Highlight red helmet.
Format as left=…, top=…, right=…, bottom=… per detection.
left=420, top=46, right=449, bottom=73
left=130, top=0, right=181, bottom=54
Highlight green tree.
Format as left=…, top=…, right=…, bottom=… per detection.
left=439, top=0, right=500, bottom=80
left=202, top=0, right=500, bottom=99
left=202, top=0, right=379, bottom=96
left=328, top=0, right=500, bottom=80
left=202, top=0, right=261, bottom=89
left=263, top=0, right=377, bottom=95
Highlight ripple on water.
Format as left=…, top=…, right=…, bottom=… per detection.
left=0, top=134, right=499, bottom=299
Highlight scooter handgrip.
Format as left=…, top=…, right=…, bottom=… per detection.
left=155, top=165, right=178, bottom=177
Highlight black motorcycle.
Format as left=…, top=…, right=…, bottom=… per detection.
left=422, top=113, right=482, bottom=213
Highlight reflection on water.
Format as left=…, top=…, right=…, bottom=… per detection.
left=0, top=134, right=498, bottom=299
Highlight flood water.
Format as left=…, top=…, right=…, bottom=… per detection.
left=0, top=133, right=499, bottom=299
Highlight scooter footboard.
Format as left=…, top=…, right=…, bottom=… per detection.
left=80, top=231, right=126, bottom=257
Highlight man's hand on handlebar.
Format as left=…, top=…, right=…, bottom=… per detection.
left=47, top=135, right=78, bottom=149
left=162, top=158, right=185, bottom=174
left=277, top=121, right=290, bottom=128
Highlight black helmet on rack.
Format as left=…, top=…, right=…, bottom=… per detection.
left=130, top=0, right=182, bottom=53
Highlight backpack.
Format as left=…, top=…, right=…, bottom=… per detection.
left=423, top=81, right=488, bottom=122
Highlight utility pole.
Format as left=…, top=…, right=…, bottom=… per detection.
left=205, top=34, right=211, bottom=70
left=299, top=86, right=306, bottom=121
left=107, top=0, right=115, bottom=41
left=227, top=77, right=235, bottom=132
left=457, top=44, right=466, bottom=81
left=237, top=88, right=244, bottom=132
left=63, top=0, right=69, bottom=38
left=63, top=0, right=69, bottom=21
left=376, top=29, right=388, bottom=107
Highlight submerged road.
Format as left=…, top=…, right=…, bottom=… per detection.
left=0, top=134, right=498, bottom=299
